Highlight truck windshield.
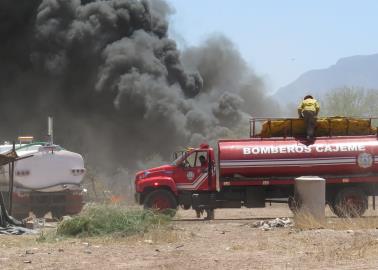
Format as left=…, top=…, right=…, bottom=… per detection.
left=172, top=150, right=190, bottom=165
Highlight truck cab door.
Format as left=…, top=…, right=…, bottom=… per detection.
left=175, top=150, right=209, bottom=191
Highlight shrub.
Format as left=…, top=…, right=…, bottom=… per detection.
left=57, top=204, right=171, bottom=237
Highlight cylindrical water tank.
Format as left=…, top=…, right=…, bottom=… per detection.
left=218, top=137, right=378, bottom=179
left=294, top=176, right=325, bottom=224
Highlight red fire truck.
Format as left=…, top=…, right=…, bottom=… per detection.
left=134, top=118, right=378, bottom=218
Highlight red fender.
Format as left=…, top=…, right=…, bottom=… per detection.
left=136, top=176, right=178, bottom=195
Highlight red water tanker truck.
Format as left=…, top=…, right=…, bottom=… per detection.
left=135, top=118, right=378, bottom=218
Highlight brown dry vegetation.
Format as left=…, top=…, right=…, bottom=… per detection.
left=2, top=204, right=378, bottom=269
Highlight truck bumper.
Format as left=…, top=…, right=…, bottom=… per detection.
left=134, top=193, right=141, bottom=204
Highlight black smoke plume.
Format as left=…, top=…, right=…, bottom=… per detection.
left=0, top=0, right=280, bottom=172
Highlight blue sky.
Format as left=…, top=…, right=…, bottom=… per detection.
left=167, top=0, right=378, bottom=92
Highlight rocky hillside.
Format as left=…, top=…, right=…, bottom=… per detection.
left=274, top=53, right=378, bottom=104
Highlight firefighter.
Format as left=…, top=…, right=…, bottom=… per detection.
left=297, top=95, right=320, bottom=140
left=197, top=155, right=214, bottom=220
left=199, top=155, right=207, bottom=167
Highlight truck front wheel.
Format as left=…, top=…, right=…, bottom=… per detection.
left=332, top=187, right=368, bottom=218
left=143, top=189, right=177, bottom=216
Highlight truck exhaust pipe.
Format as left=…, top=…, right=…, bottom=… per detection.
left=48, top=116, right=53, bottom=145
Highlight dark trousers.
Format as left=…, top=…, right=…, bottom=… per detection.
left=302, top=110, right=316, bottom=139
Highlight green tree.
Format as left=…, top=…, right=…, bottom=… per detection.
left=321, top=87, right=378, bottom=117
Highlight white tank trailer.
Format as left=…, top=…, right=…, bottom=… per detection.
left=0, top=117, right=86, bottom=218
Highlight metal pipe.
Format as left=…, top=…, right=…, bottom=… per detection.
left=373, top=195, right=376, bottom=210
left=252, top=119, right=256, bottom=137
left=374, top=183, right=376, bottom=210
left=346, top=118, right=349, bottom=135
left=8, top=142, right=15, bottom=215
left=290, top=119, right=293, bottom=137
left=48, top=116, right=53, bottom=145
left=249, top=116, right=378, bottom=139
left=216, top=142, right=220, bottom=192
left=250, top=117, right=378, bottom=121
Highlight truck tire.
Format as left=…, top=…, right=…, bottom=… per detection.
left=52, top=207, right=65, bottom=219
left=32, top=208, right=47, bottom=218
left=332, top=187, right=368, bottom=218
left=143, top=189, right=177, bottom=216
left=288, top=196, right=301, bottom=213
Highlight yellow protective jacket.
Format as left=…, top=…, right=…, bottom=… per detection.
left=298, top=98, right=320, bottom=113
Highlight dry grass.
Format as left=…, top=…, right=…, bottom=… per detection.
left=138, top=225, right=183, bottom=244
left=326, top=216, right=378, bottom=230
left=294, top=210, right=378, bottom=230
left=331, top=234, right=378, bottom=260
left=293, top=211, right=325, bottom=229
left=291, top=209, right=378, bottom=264
left=3, top=207, right=378, bottom=269
left=0, top=235, right=37, bottom=248
left=87, top=225, right=183, bottom=246
left=301, top=230, right=378, bottom=263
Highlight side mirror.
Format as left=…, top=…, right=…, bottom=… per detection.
left=179, top=162, right=190, bottom=168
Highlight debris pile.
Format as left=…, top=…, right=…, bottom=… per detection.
left=0, top=226, right=36, bottom=235
left=0, top=192, right=36, bottom=235
left=252, top=218, right=293, bottom=231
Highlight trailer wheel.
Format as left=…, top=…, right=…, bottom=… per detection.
left=32, top=209, right=47, bottom=219
left=52, top=207, right=65, bottom=219
left=144, top=189, right=177, bottom=216
left=332, top=187, right=368, bottom=218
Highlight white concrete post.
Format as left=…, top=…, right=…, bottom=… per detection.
left=294, top=176, right=325, bottom=224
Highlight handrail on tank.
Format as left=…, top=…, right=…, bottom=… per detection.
left=249, top=117, right=378, bottom=138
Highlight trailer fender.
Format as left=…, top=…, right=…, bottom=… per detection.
left=137, top=176, right=178, bottom=196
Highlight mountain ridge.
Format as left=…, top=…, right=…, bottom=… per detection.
left=274, top=53, right=378, bottom=104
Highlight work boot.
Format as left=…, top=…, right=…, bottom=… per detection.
left=204, top=209, right=215, bottom=220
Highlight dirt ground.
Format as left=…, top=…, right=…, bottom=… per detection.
left=2, top=204, right=378, bottom=270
